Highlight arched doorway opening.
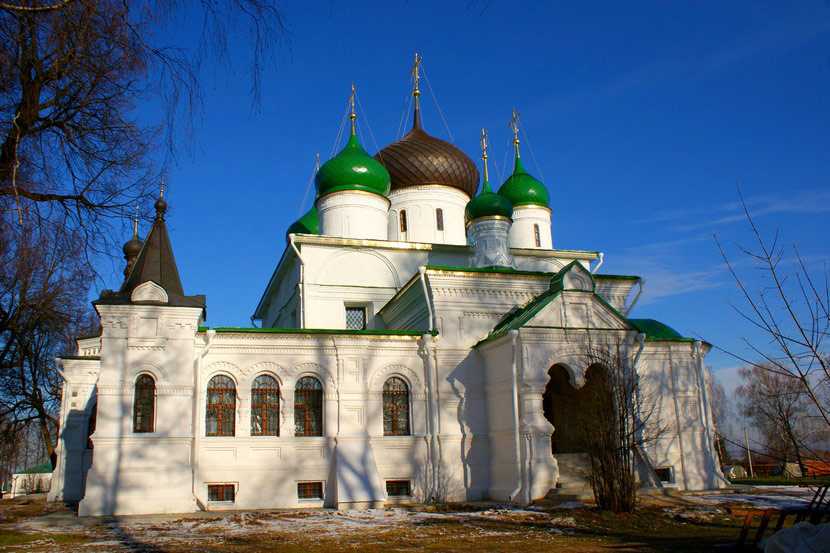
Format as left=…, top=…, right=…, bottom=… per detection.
left=543, top=363, right=609, bottom=454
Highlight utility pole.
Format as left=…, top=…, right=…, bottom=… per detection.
left=744, top=427, right=754, bottom=478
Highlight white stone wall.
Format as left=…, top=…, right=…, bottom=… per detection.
left=318, top=191, right=389, bottom=240
left=509, top=206, right=553, bottom=249
left=387, top=186, right=469, bottom=245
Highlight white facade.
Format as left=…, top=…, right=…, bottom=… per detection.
left=48, top=221, right=727, bottom=515
left=317, top=191, right=390, bottom=240
left=387, top=186, right=469, bottom=245
left=509, top=205, right=553, bottom=249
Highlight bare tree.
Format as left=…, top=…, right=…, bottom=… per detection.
left=0, top=0, right=285, bottom=262
left=0, top=218, right=95, bottom=464
left=573, top=342, right=666, bottom=513
left=736, top=364, right=829, bottom=476
left=707, top=374, right=731, bottom=465
left=716, top=191, right=830, bottom=430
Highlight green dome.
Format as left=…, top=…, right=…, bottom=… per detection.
left=286, top=206, right=319, bottom=240
left=315, top=134, right=390, bottom=198
left=498, top=157, right=549, bottom=208
left=466, top=179, right=513, bottom=221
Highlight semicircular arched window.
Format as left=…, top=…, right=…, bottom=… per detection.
left=251, top=375, right=280, bottom=436
left=133, top=374, right=156, bottom=433
left=206, top=375, right=236, bottom=436
left=294, top=376, right=323, bottom=437
left=383, top=376, right=411, bottom=436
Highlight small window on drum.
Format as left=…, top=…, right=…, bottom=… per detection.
left=400, top=210, right=408, bottom=233
left=298, top=481, right=324, bottom=500
left=436, top=208, right=444, bottom=231
left=533, top=224, right=541, bottom=247
left=345, top=306, right=366, bottom=330
left=386, top=480, right=411, bottom=497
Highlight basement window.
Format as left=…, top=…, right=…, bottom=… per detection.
left=655, top=467, right=674, bottom=484
left=207, top=484, right=235, bottom=503
left=298, top=481, right=324, bottom=500
left=385, top=480, right=411, bottom=497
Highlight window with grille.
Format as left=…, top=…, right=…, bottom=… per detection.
left=385, top=480, right=411, bottom=497
left=206, top=375, right=236, bottom=436
left=294, top=376, right=323, bottom=436
left=133, top=374, right=155, bottom=433
left=383, top=377, right=411, bottom=436
left=251, top=375, right=280, bottom=436
left=297, top=481, right=323, bottom=500
left=400, top=210, right=408, bottom=233
left=345, top=306, right=366, bottom=330
left=208, top=484, right=235, bottom=502
left=533, top=224, right=541, bottom=247
left=436, top=208, right=444, bottom=231
left=655, top=467, right=673, bottom=483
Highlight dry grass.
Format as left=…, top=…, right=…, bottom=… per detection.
left=0, top=495, right=749, bottom=553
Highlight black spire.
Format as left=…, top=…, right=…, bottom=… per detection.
left=97, top=184, right=205, bottom=310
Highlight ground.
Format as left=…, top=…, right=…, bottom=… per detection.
left=0, top=487, right=817, bottom=552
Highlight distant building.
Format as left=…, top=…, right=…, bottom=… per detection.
left=9, top=463, right=52, bottom=498
left=48, top=58, right=725, bottom=516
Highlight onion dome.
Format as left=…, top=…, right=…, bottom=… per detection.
left=315, top=87, right=390, bottom=198
left=498, top=111, right=550, bottom=208
left=122, top=217, right=143, bottom=278
left=286, top=206, right=319, bottom=239
left=375, top=54, right=478, bottom=197
left=466, top=128, right=512, bottom=220
left=498, top=156, right=549, bottom=208
left=466, top=180, right=513, bottom=221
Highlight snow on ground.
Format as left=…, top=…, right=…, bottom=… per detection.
left=685, top=486, right=816, bottom=510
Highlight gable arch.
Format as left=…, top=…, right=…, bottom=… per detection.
left=312, top=249, right=400, bottom=288
left=244, top=361, right=285, bottom=385
left=368, top=364, right=424, bottom=393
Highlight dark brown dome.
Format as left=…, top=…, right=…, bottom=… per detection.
left=375, top=111, right=479, bottom=198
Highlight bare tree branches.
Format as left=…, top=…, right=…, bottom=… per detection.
left=715, top=188, right=830, bottom=429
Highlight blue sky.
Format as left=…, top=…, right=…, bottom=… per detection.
left=111, top=1, right=829, bottom=398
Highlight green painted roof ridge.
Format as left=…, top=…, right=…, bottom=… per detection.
left=199, top=326, right=435, bottom=337
left=594, top=274, right=642, bottom=281
left=425, top=264, right=554, bottom=277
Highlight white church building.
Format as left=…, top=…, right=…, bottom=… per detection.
left=48, top=62, right=725, bottom=516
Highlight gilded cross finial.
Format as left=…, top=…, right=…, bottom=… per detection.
left=510, top=108, right=521, bottom=159
left=480, top=128, right=490, bottom=185
left=412, top=52, right=422, bottom=98
left=132, top=203, right=139, bottom=239
left=314, top=152, right=321, bottom=174
left=349, top=83, right=357, bottom=136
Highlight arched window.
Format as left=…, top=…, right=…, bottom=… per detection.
left=533, top=224, right=541, bottom=247
left=400, top=210, right=408, bottom=233
left=383, top=377, right=410, bottom=436
left=436, top=208, right=444, bottom=231
left=133, top=374, right=156, bottom=433
left=206, top=375, right=236, bottom=436
left=294, top=376, right=323, bottom=437
left=251, top=375, right=280, bottom=436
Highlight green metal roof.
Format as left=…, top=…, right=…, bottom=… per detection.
left=498, top=156, right=549, bottom=208
left=316, top=133, right=391, bottom=198
left=199, top=326, right=435, bottom=337
left=628, top=318, right=694, bottom=342
left=594, top=274, right=641, bottom=281
left=286, top=206, right=319, bottom=240
left=466, top=178, right=513, bottom=220
left=19, top=462, right=52, bottom=474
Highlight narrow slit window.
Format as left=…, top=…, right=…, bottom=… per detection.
left=208, top=484, right=235, bottom=502
left=133, top=374, right=155, bottom=433
left=400, top=210, right=408, bottom=233
left=533, top=224, right=541, bottom=247
left=298, top=481, right=324, bottom=500
left=436, top=208, right=444, bottom=231
left=386, top=480, right=411, bottom=497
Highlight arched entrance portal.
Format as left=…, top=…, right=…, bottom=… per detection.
left=542, top=364, right=609, bottom=492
